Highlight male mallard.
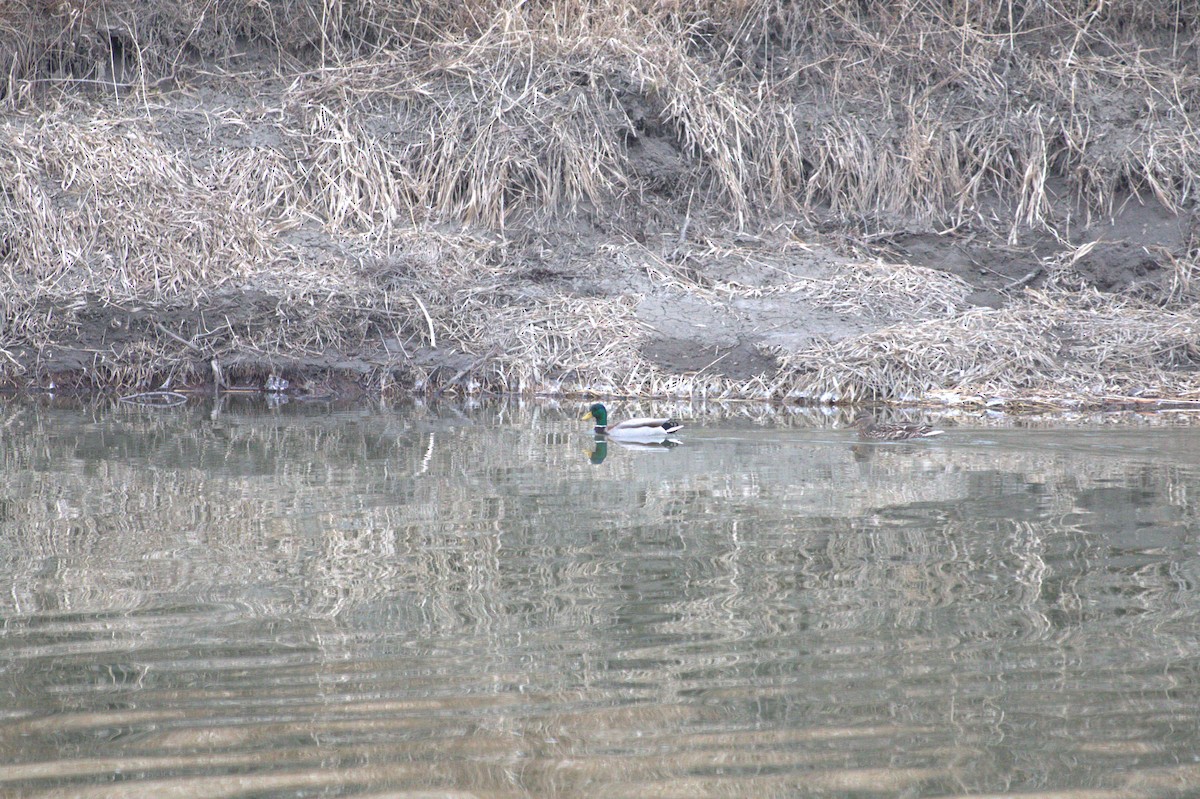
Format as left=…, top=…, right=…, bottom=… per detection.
left=853, top=411, right=943, bottom=441
left=582, top=402, right=683, bottom=440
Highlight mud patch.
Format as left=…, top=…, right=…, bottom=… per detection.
left=1072, top=197, right=1188, bottom=296
left=642, top=338, right=777, bottom=381
left=633, top=257, right=885, bottom=381
left=1072, top=241, right=1171, bottom=295
left=882, top=232, right=1052, bottom=299
left=880, top=194, right=1190, bottom=303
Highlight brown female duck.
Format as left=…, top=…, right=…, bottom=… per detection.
left=853, top=412, right=943, bottom=441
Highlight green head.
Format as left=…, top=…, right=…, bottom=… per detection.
left=582, top=402, right=608, bottom=427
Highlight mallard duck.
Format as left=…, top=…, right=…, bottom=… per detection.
left=853, top=411, right=943, bottom=441
left=582, top=402, right=683, bottom=440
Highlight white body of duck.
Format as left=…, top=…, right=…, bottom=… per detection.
left=582, top=403, right=683, bottom=440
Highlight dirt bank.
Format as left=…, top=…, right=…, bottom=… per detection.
left=2, top=2, right=1198, bottom=408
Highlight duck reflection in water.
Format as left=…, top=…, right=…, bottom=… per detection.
left=853, top=411, right=944, bottom=441
left=585, top=436, right=681, bottom=465
left=850, top=411, right=944, bottom=462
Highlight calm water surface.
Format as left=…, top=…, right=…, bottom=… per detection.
left=1, top=398, right=1199, bottom=798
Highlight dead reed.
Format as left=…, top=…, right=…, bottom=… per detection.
left=1, top=0, right=1198, bottom=404
left=773, top=291, right=1200, bottom=405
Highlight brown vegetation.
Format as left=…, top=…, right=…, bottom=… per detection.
left=1, top=1, right=1199, bottom=406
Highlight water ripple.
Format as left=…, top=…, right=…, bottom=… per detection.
left=3, top=403, right=1200, bottom=797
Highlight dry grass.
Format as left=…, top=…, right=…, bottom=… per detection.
left=788, top=261, right=971, bottom=322
left=1, top=0, right=1199, bottom=403
left=282, top=28, right=633, bottom=231
left=773, top=291, right=1200, bottom=405
left=6, top=0, right=1197, bottom=232
left=0, top=102, right=271, bottom=300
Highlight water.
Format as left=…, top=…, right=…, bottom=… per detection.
left=1, top=398, right=1199, bottom=798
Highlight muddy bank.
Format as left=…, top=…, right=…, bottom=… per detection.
left=2, top=2, right=1198, bottom=407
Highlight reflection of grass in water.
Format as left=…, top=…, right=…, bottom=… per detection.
left=2, top=400, right=1199, bottom=797
left=0, top=398, right=1196, bottom=633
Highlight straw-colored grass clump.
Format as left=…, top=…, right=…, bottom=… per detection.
left=0, top=0, right=1198, bottom=404
left=775, top=293, right=1200, bottom=405
left=0, top=107, right=270, bottom=300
